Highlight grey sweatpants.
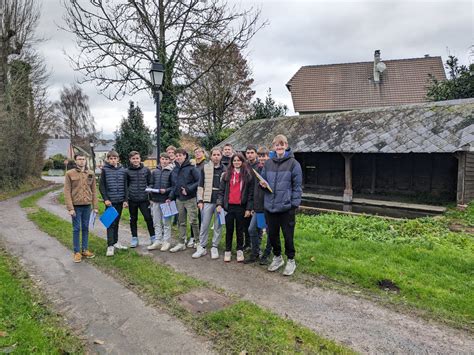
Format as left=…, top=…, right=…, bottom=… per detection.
left=198, top=203, right=222, bottom=248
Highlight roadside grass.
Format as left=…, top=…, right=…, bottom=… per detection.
left=0, top=177, right=51, bottom=201
left=295, top=213, right=474, bottom=330
left=0, top=247, right=84, bottom=354
left=22, top=190, right=351, bottom=354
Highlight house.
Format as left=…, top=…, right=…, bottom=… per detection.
left=220, top=99, right=474, bottom=206
left=286, top=51, right=446, bottom=114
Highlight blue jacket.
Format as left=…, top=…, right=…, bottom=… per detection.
left=169, top=157, right=200, bottom=201
left=150, top=164, right=173, bottom=203
left=261, top=148, right=302, bottom=213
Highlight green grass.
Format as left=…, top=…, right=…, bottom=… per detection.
left=22, top=190, right=351, bottom=354
left=0, top=177, right=51, bottom=201
left=0, top=247, right=84, bottom=354
left=295, top=213, right=474, bottom=329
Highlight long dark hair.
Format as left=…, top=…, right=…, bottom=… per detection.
left=224, top=153, right=251, bottom=182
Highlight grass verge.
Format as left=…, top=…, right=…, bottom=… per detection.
left=295, top=213, right=474, bottom=330
left=0, top=177, right=52, bottom=201
left=22, top=190, right=351, bottom=354
left=0, top=247, right=84, bottom=354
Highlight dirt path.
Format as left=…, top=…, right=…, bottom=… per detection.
left=38, top=189, right=474, bottom=354
left=0, top=191, right=213, bottom=354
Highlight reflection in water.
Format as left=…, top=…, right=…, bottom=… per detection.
left=301, top=199, right=439, bottom=219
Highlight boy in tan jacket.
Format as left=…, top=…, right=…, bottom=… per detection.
left=64, top=153, right=99, bottom=263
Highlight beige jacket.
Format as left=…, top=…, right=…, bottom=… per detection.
left=64, top=168, right=99, bottom=211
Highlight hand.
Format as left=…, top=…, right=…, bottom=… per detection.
left=244, top=210, right=251, bottom=218
left=104, top=200, right=112, bottom=207
left=259, top=180, right=268, bottom=189
left=93, top=209, right=98, bottom=213
left=165, top=199, right=171, bottom=203
left=181, top=187, right=187, bottom=196
left=69, top=209, right=76, bottom=217
left=197, top=202, right=203, bottom=210
left=123, top=201, right=129, bottom=208
left=216, top=206, right=222, bottom=213
left=160, top=188, right=166, bottom=194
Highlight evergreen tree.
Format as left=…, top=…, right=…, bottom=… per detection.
left=248, top=88, right=288, bottom=120
left=114, top=101, right=152, bottom=167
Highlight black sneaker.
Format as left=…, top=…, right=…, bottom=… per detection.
left=244, top=255, right=259, bottom=264
left=259, top=255, right=270, bottom=265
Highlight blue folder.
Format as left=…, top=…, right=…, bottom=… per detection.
left=256, top=212, right=267, bottom=229
left=100, top=206, right=119, bottom=228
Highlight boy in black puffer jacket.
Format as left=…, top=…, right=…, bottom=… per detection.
left=147, top=153, right=174, bottom=252
left=99, top=150, right=129, bottom=257
left=126, top=151, right=156, bottom=248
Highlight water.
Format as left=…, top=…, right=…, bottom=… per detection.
left=300, top=199, right=440, bottom=219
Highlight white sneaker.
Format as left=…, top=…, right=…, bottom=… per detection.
left=210, top=247, right=219, bottom=260
left=147, top=241, right=162, bottom=250
left=283, top=259, right=296, bottom=276
left=236, top=250, right=244, bottom=262
left=160, top=242, right=171, bottom=252
left=114, top=242, right=128, bottom=250
left=186, top=238, right=195, bottom=248
left=224, top=251, right=231, bottom=262
left=268, top=256, right=284, bottom=272
left=170, top=243, right=186, bottom=253
left=192, top=245, right=207, bottom=258
left=106, top=246, right=114, bottom=257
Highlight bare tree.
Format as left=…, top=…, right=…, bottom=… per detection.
left=54, top=84, right=96, bottom=145
left=62, top=0, right=264, bottom=147
left=180, top=41, right=254, bottom=149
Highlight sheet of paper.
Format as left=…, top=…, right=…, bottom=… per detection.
left=88, top=210, right=97, bottom=229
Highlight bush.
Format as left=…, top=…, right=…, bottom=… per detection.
left=43, top=159, right=54, bottom=171
left=49, top=154, right=67, bottom=170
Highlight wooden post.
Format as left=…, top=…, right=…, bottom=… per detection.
left=455, top=152, right=466, bottom=205
left=342, top=153, right=353, bottom=203
left=370, top=154, right=376, bottom=194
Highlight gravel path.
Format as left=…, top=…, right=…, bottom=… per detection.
left=38, top=189, right=474, bottom=354
left=0, top=191, right=213, bottom=354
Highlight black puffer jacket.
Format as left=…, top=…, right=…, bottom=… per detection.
left=150, top=164, right=173, bottom=203
left=126, top=163, right=151, bottom=202
left=252, top=164, right=265, bottom=212
left=99, top=162, right=127, bottom=203
left=169, top=156, right=200, bottom=201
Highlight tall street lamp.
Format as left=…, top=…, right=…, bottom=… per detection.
left=149, top=60, right=165, bottom=161
left=89, top=140, right=96, bottom=174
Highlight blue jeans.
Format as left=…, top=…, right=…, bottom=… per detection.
left=72, top=205, right=91, bottom=253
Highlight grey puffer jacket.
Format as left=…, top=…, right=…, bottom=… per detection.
left=261, top=148, right=302, bottom=213
left=150, top=164, right=173, bottom=203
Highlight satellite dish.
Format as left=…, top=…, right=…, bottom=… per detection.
left=376, top=61, right=387, bottom=73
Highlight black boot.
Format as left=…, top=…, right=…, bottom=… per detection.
left=244, top=254, right=259, bottom=264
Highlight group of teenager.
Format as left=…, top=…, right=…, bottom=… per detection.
left=63, top=134, right=302, bottom=276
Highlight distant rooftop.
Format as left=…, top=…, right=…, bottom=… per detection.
left=287, top=55, right=446, bottom=113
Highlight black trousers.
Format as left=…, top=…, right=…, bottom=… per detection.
left=225, top=205, right=245, bottom=252
left=107, top=203, right=123, bottom=247
left=128, top=200, right=155, bottom=237
left=265, top=209, right=296, bottom=259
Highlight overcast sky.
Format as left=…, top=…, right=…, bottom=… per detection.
left=37, top=0, right=473, bottom=138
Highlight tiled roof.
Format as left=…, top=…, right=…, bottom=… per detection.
left=287, top=56, right=446, bottom=113
left=220, top=99, right=474, bottom=154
